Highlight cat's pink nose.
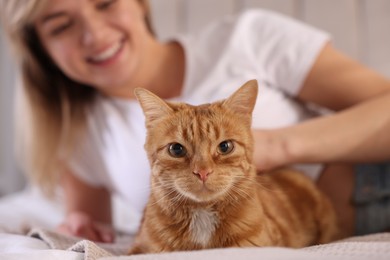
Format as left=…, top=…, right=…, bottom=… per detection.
left=193, top=169, right=212, bottom=182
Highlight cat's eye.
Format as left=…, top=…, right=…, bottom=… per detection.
left=168, top=143, right=187, bottom=158
left=218, top=140, right=234, bottom=155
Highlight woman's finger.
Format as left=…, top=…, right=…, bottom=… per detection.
left=93, top=222, right=115, bottom=243
left=57, top=213, right=101, bottom=241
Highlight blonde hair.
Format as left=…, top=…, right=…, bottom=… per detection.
left=0, top=0, right=153, bottom=195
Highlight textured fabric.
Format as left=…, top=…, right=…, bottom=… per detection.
left=28, top=227, right=133, bottom=256
left=22, top=228, right=390, bottom=260
left=67, top=9, right=330, bottom=216
left=354, top=163, right=390, bottom=235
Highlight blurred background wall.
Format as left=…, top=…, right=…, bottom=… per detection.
left=1, top=0, right=390, bottom=196
left=0, top=27, right=23, bottom=196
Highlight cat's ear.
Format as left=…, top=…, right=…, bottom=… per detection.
left=223, top=79, right=258, bottom=115
left=134, top=88, right=173, bottom=125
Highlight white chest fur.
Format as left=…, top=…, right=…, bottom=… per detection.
left=189, top=209, right=219, bottom=247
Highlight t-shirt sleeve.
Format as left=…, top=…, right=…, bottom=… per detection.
left=243, top=10, right=331, bottom=96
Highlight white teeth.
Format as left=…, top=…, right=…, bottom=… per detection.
left=90, top=42, right=122, bottom=62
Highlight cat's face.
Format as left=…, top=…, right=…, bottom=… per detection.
left=136, top=80, right=258, bottom=203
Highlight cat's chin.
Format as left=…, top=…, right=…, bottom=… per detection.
left=177, top=184, right=227, bottom=203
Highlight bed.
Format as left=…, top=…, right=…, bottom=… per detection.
left=1, top=187, right=390, bottom=260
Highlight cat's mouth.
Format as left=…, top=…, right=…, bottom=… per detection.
left=200, top=183, right=216, bottom=193
left=175, top=182, right=228, bottom=203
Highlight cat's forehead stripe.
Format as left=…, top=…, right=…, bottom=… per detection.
left=191, top=113, right=220, bottom=141
left=165, top=103, right=245, bottom=145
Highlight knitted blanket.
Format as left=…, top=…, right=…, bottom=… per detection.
left=26, top=228, right=390, bottom=260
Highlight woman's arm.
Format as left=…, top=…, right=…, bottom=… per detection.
left=253, top=43, right=390, bottom=170
left=57, top=168, right=114, bottom=242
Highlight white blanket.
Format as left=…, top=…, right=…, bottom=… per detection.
left=1, top=188, right=390, bottom=260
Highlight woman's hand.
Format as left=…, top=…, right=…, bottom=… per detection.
left=59, top=168, right=114, bottom=243
left=252, top=129, right=292, bottom=172
left=57, top=211, right=115, bottom=243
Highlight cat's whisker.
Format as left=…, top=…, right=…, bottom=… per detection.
left=233, top=185, right=252, bottom=197
left=175, top=193, right=188, bottom=208
left=237, top=176, right=282, bottom=194
left=224, top=190, right=240, bottom=206
left=148, top=186, right=179, bottom=207
left=231, top=177, right=257, bottom=190
left=152, top=179, right=182, bottom=190
left=132, top=179, right=185, bottom=193
left=170, top=193, right=189, bottom=213
left=153, top=183, right=176, bottom=191
left=229, top=185, right=252, bottom=200
left=154, top=181, right=189, bottom=208
left=256, top=181, right=286, bottom=194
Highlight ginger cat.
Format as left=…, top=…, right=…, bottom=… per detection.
left=129, top=80, right=338, bottom=254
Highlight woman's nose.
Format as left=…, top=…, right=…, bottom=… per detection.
left=80, top=15, right=106, bottom=46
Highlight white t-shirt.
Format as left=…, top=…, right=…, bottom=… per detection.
left=68, top=9, right=330, bottom=214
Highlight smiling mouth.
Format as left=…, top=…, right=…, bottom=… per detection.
left=87, top=38, right=125, bottom=64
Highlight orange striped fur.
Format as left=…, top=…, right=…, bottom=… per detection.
left=129, top=80, right=338, bottom=254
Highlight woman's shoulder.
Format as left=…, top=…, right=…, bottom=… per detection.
left=190, top=8, right=328, bottom=44
left=232, top=9, right=329, bottom=45
left=183, top=9, right=277, bottom=42
left=179, top=8, right=327, bottom=60
left=190, top=9, right=300, bottom=37
left=228, top=8, right=295, bottom=30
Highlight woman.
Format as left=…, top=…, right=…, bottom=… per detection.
left=1, top=0, right=389, bottom=243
